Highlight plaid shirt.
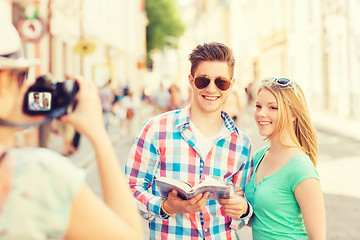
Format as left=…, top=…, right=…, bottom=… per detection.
left=125, top=105, right=253, bottom=239
left=29, top=102, right=42, bottom=110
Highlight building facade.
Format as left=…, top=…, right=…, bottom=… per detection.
left=231, top=0, right=360, bottom=121
left=2, top=0, right=147, bottom=146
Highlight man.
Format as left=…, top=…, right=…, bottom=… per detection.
left=98, top=80, right=115, bottom=130
left=152, top=82, right=171, bottom=113
left=125, top=42, right=253, bottom=239
left=29, top=92, right=42, bottom=110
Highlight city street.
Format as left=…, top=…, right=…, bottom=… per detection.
left=49, top=104, right=360, bottom=240
left=4, top=0, right=360, bottom=239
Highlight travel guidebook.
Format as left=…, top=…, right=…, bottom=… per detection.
left=155, top=176, right=231, bottom=200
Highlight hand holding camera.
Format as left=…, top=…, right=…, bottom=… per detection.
left=23, top=74, right=79, bottom=117
left=58, top=76, right=105, bottom=141
left=23, top=74, right=105, bottom=140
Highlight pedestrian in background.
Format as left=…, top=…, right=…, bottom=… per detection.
left=223, top=88, right=248, bottom=127
left=245, top=82, right=254, bottom=106
left=244, top=77, right=326, bottom=239
left=126, top=42, right=253, bottom=239
left=121, top=88, right=139, bottom=141
left=99, top=80, right=115, bottom=130
left=168, top=83, right=183, bottom=111
left=58, top=119, right=76, bottom=156
left=0, top=23, right=143, bottom=240
left=152, top=82, right=171, bottom=114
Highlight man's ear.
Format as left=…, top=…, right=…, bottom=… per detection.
left=230, top=78, right=236, bottom=88
left=188, top=74, right=194, bottom=86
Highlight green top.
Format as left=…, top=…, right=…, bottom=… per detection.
left=244, top=146, right=319, bottom=240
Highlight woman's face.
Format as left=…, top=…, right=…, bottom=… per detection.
left=254, top=88, right=279, bottom=138
left=0, top=70, right=45, bottom=127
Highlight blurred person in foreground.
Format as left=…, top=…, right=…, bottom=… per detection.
left=0, top=23, right=143, bottom=240
left=244, top=77, right=326, bottom=239
left=125, top=42, right=253, bottom=239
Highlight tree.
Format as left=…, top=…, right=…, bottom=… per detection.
left=145, top=0, right=185, bottom=65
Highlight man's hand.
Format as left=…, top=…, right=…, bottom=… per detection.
left=163, top=189, right=210, bottom=214
left=218, top=191, right=248, bottom=219
left=234, top=187, right=244, bottom=197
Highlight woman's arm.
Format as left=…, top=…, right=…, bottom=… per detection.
left=61, top=76, right=143, bottom=240
left=295, top=178, right=326, bottom=240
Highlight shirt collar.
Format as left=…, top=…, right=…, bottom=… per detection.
left=175, top=104, right=238, bottom=135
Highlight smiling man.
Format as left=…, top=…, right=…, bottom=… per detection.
left=125, top=42, right=253, bottom=239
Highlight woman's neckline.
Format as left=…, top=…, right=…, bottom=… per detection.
left=254, top=147, right=306, bottom=186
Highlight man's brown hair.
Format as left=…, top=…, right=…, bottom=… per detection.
left=188, top=42, right=235, bottom=79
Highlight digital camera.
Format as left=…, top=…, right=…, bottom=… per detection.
left=23, top=75, right=79, bottom=116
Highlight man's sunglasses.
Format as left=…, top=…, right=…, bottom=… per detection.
left=193, top=76, right=231, bottom=91
left=262, top=77, right=298, bottom=96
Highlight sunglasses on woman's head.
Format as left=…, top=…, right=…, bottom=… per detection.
left=193, top=76, right=231, bottom=91
left=261, top=77, right=298, bottom=96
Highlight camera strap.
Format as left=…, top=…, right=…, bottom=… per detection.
left=0, top=106, right=68, bottom=128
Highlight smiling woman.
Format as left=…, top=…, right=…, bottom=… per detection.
left=245, top=77, right=326, bottom=240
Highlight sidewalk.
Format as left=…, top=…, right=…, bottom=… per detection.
left=311, top=110, right=360, bottom=142
left=310, top=110, right=360, bottom=240
left=47, top=106, right=360, bottom=240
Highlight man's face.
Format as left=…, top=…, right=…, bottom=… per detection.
left=189, top=61, right=233, bottom=115
left=33, top=94, right=39, bottom=103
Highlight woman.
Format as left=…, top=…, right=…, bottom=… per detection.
left=244, top=77, right=326, bottom=239
left=0, top=23, right=142, bottom=240
left=42, top=95, right=50, bottom=110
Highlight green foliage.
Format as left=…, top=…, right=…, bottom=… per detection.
left=145, top=0, right=185, bottom=61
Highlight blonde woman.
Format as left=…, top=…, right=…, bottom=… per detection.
left=244, top=77, right=326, bottom=239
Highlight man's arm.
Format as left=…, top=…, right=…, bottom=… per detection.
left=125, top=121, right=167, bottom=220
left=219, top=141, right=253, bottom=230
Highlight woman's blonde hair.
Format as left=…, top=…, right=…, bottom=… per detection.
left=260, top=79, right=318, bottom=166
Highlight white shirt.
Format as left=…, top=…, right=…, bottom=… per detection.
left=189, top=120, right=224, bottom=158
